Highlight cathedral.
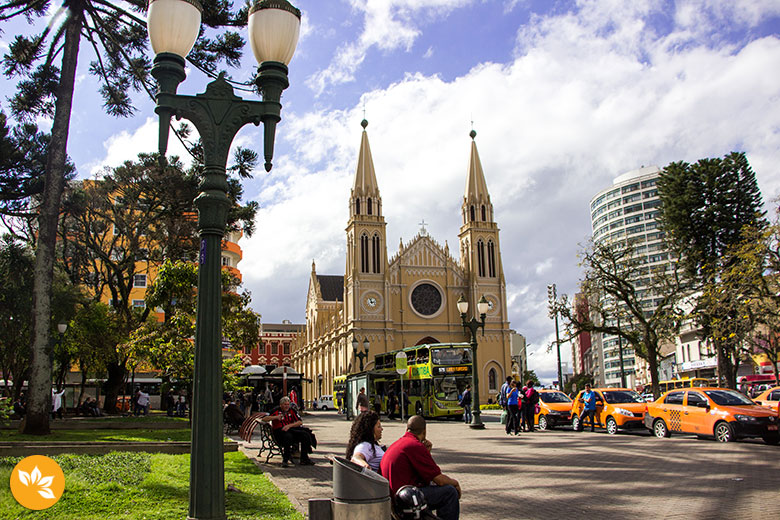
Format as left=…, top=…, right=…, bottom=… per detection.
left=290, top=121, right=512, bottom=401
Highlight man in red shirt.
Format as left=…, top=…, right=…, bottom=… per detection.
left=380, top=415, right=461, bottom=520
left=261, top=396, right=314, bottom=467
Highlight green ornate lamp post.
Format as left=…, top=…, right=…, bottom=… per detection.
left=353, top=337, right=370, bottom=372
left=457, top=295, right=489, bottom=429
left=146, top=1, right=300, bottom=519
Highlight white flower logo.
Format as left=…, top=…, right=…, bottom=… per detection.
left=17, top=465, right=57, bottom=500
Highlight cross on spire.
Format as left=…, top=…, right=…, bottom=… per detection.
left=419, top=219, right=428, bottom=235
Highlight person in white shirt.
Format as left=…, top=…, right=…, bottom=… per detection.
left=346, top=411, right=385, bottom=473
left=51, top=388, right=66, bottom=419
left=135, top=389, right=150, bottom=415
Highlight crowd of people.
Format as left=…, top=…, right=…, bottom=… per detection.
left=499, top=377, right=540, bottom=435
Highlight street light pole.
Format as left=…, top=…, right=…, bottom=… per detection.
left=146, top=2, right=300, bottom=519
left=616, top=310, right=627, bottom=388
left=548, top=284, right=563, bottom=390
left=353, top=337, right=369, bottom=372
left=457, top=295, right=489, bottom=429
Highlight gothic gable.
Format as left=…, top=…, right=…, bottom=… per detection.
left=388, top=234, right=466, bottom=283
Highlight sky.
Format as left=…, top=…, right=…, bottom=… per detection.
left=2, top=0, right=780, bottom=384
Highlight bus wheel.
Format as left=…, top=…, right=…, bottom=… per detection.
left=538, top=415, right=548, bottom=430
left=415, top=402, right=423, bottom=416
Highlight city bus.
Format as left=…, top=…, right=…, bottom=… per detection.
left=652, top=378, right=711, bottom=395
left=372, top=342, right=472, bottom=419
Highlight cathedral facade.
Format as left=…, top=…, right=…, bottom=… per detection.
left=290, top=122, right=512, bottom=402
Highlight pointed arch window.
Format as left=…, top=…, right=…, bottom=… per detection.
left=355, top=198, right=361, bottom=215
left=470, top=205, right=476, bottom=222
left=488, top=368, right=497, bottom=392
left=372, top=234, right=381, bottom=273
left=367, top=198, right=373, bottom=215
left=487, top=240, right=496, bottom=278
left=481, top=205, right=486, bottom=221
left=360, top=234, right=369, bottom=272
left=477, top=239, right=486, bottom=277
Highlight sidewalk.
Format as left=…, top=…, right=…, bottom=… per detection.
left=236, top=410, right=780, bottom=519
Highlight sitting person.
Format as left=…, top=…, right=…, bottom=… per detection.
left=346, top=411, right=385, bottom=473
left=86, top=397, right=102, bottom=417
left=12, top=396, right=26, bottom=417
left=261, top=396, right=315, bottom=467
left=380, top=415, right=461, bottom=520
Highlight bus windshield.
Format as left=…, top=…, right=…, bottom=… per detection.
left=540, top=391, right=572, bottom=403
left=433, top=376, right=470, bottom=400
left=602, top=390, right=644, bottom=404
left=431, top=347, right=472, bottom=366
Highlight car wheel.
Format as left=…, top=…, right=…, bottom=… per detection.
left=321, top=405, right=328, bottom=411
left=606, top=416, right=618, bottom=435
left=714, top=421, right=734, bottom=443
left=762, top=433, right=780, bottom=445
left=538, top=415, right=548, bottom=431
left=653, top=419, right=671, bottom=438
left=572, top=415, right=581, bottom=431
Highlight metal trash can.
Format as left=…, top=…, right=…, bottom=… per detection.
left=331, top=456, right=391, bottom=519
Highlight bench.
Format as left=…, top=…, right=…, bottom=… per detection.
left=240, top=413, right=283, bottom=464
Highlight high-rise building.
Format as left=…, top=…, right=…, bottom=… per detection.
left=291, top=122, right=512, bottom=401
left=587, top=166, right=673, bottom=388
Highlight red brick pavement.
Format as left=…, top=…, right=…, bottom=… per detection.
left=236, top=411, right=780, bottom=519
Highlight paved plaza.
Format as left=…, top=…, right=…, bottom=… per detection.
left=236, top=410, right=780, bottom=519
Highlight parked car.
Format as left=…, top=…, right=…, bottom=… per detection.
left=571, top=388, right=647, bottom=434
left=534, top=389, right=573, bottom=430
left=753, top=386, right=780, bottom=410
left=312, top=395, right=335, bottom=410
left=644, top=387, right=779, bottom=444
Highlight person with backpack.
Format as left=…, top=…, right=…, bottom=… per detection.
left=505, top=380, right=521, bottom=435
left=523, top=380, right=539, bottom=433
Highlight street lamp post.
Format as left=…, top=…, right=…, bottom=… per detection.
left=616, top=311, right=627, bottom=388
left=146, top=2, right=300, bottom=519
left=457, top=295, right=489, bottom=429
left=548, top=284, right=563, bottom=390
left=353, top=337, right=370, bottom=372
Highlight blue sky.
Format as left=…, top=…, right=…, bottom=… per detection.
left=3, top=0, right=780, bottom=383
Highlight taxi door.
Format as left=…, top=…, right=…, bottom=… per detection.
left=683, top=391, right=711, bottom=435
left=594, top=391, right=607, bottom=426
left=660, top=390, right=686, bottom=432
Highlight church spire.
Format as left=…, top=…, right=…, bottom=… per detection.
left=350, top=119, right=382, bottom=218
left=462, top=129, right=493, bottom=224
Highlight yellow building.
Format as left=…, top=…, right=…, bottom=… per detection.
left=292, top=122, right=512, bottom=400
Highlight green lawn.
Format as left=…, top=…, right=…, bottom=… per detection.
left=0, top=429, right=192, bottom=443
left=0, top=451, right=303, bottom=520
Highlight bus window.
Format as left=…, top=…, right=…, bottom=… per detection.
left=416, top=347, right=429, bottom=364
left=433, top=376, right=469, bottom=401
left=431, top=347, right=472, bottom=365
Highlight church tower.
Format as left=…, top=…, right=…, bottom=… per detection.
left=458, top=130, right=507, bottom=319
left=344, top=120, right=388, bottom=324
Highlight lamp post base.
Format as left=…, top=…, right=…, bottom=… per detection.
left=469, top=414, right=485, bottom=429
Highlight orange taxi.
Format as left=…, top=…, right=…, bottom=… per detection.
left=534, top=389, right=573, bottom=430
left=571, top=388, right=647, bottom=434
left=644, top=387, right=779, bottom=444
left=753, top=386, right=780, bottom=410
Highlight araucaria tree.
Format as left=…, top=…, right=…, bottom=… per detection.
left=557, top=238, right=687, bottom=398
left=657, top=152, right=766, bottom=388
left=1, top=0, right=249, bottom=434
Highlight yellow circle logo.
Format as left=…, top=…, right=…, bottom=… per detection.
left=10, top=455, right=65, bottom=510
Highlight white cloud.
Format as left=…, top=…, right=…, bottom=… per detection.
left=307, top=0, right=473, bottom=94
left=242, top=2, right=780, bottom=384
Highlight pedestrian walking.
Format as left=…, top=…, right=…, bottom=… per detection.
left=578, top=383, right=600, bottom=432
left=459, top=385, right=472, bottom=424
left=51, top=387, right=66, bottom=419
left=505, top=381, right=521, bottom=435
left=498, top=377, right=511, bottom=411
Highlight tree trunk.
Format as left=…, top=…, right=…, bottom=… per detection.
left=102, top=362, right=126, bottom=414
left=647, top=347, right=660, bottom=399
left=21, top=5, right=83, bottom=434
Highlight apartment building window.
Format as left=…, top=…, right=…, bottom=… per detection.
left=623, top=193, right=642, bottom=204
left=642, top=189, right=658, bottom=198
left=643, top=199, right=661, bottom=210
left=221, top=256, right=231, bottom=267
left=627, top=224, right=645, bottom=235
left=623, top=203, right=643, bottom=214
left=283, top=343, right=290, bottom=355
left=641, top=179, right=656, bottom=188
left=607, top=209, right=622, bottom=219
left=622, top=182, right=640, bottom=193
left=606, top=188, right=621, bottom=199
left=132, top=299, right=146, bottom=308
left=133, top=274, right=147, bottom=288
left=607, top=200, right=621, bottom=210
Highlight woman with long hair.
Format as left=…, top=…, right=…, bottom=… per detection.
left=346, top=411, right=385, bottom=473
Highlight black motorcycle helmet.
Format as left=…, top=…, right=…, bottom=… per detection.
left=394, top=485, right=429, bottom=520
